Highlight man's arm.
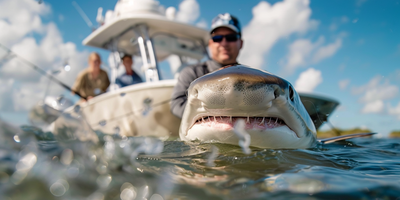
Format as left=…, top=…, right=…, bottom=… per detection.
left=170, top=66, right=199, bottom=119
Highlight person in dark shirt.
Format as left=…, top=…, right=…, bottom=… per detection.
left=115, top=54, right=143, bottom=88
left=170, top=13, right=244, bottom=118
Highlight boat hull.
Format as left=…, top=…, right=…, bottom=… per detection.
left=53, top=80, right=181, bottom=138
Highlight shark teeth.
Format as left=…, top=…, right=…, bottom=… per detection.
left=194, top=116, right=287, bottom=127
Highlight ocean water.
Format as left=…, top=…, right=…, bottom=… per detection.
left=1, top=119, right=400, bottom=200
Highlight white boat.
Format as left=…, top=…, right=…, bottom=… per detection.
left=53, top=0, right=209, bottom=138
left=52, top=0, right=339, bottom=138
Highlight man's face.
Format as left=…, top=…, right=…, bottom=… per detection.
left=122, top=57, right=133, bottom=69
left=209, top=27, right=243, bottom=65
left=89, top=55, right=101, bottom=69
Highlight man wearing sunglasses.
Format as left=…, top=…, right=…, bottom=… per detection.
left=170, top=13, right=243, bottom=118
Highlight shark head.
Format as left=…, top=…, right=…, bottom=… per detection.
left=179, top=65, right=317, bottom=149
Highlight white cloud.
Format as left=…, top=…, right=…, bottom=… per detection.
left=58, top=14, right=64, bottom=22
left=0, top=0, right=49, bottom=46
left=329, top=16, right=349, bottom=31
left=356, top=0, right=367, bottom=7
left=339, top=79, right=350, bottom=90
left=312, top=38, right=342, bottom=63
left=239, top=0, right=318, bottom=69
left=362, top=100, right=384, bottom=114
left=196, top=19, right=207, bottom=29
left=0, top=0, right=89, bottom=112
left=175, top=0, right=200, bottom=24
left=388, top=102, right=400, bottom=120
left=294, top=68, right=322, bottom=92
left=329, top=23, right=337, bottom=31
left=282, top=36, right=342, bottom=74
left=283, top=37, right=323, bottom=74
left=355, top=76, right=398, bottom=103
left=341, top=16, right=349, bottom=23
left=352, top=75, right=399, bottom=114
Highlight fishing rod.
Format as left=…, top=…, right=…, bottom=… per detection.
left=0, top=43, right=87, bottom=100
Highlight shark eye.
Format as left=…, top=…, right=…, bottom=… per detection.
left=289, top=86, right=295, bottom=102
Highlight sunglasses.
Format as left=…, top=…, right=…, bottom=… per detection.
left=211, top=34, right=240, bottom=42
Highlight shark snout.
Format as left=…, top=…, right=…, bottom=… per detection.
left=194, top=81, right=280, bottom=111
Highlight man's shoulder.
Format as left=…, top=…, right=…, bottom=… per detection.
left=77, top=68, right=89, bottom=78
left=180, top=61, right=208, bottom=73
left=100, top=69, right=109, bottom=76
left=186, top=61, right=208, bottom=69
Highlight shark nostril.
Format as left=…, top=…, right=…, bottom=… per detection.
left=271, top=85, right=281, bottom=99
left=289, top=86, right=294, bottom=102
left=193, top=89, right=199, bottom=98
left=274, top=89, right=279, bottom=99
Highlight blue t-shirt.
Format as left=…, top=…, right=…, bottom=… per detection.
left=115, top=73, right=143, bottom=88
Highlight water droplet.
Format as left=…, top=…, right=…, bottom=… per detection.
left=10, top=171, right=27, bottom=185
left=142, top=98, right=153, bottom=116
left=60, top=149, right=73, bottom=166
left=52, top=156, right=59, bottom=161
left=96, top=164, right=108, bottom=174
left=150, top=194, right=164, bottom=200
left=137, top=185, right=149, bottom=200
left=73, top=105, right=80, bottom=113
left=232, top=119, right=251, bottom=154
left=16, top=153, right=37, bottom=171
left=97, top=174, right=112, bottom=188
left=87, top=192, right=104, bottom=200
left=13, top=135, right=20, bottom=143
left=88, top=155, right=96, bottom=163
left=94, top=88, right=101, bottom=95
left=207, top=146, right=219, bottom=167
left=114, top=126, right=120, bottom=135
left=144, top=98, right=152, bottom=105
left=99, top=120, right=107, bottom=126
left=67, top=167, right=79, bottom=178
left=119, top=187, right=137, bottom=200
left=50, top=179, right=69, bottom=197
left=104, top=135, right=113, bottom=142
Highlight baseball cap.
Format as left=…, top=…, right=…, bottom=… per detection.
left=210, top=13, right=241, bottom=36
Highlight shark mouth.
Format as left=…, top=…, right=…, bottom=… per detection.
left=191, top=116, right=289, bottom=131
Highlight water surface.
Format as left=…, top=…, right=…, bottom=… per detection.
left=1, top=120, right=400, bottom=200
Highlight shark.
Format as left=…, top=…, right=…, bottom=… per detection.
left=179, top=65, right=373, bottom=149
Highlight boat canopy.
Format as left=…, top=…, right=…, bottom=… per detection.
left=82, top=0, right=210, bottom=85
left=83, top=14, right=209, bottom=51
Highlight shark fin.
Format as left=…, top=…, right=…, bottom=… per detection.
left=318, top=132, right=376, bottom=144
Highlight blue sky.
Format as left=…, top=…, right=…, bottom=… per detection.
left=0, top=0, right=399, bottom=137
